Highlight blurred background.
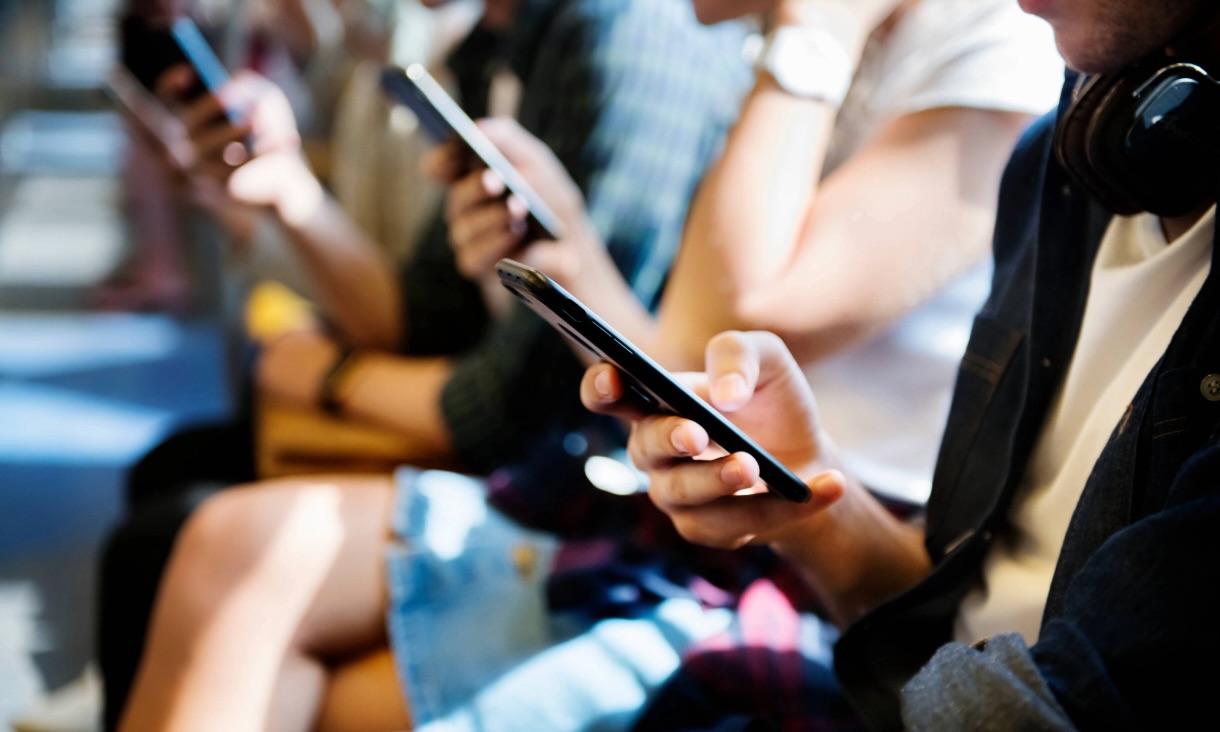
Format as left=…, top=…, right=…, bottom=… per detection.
left=0, top=0, right=237, bottom=728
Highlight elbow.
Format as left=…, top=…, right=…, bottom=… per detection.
left=357, top=283, right=406, bottom=352
left=340, top=307, right=403, bottom=352
left=733, top=293, right=873, bottom=365
left=352, top=320, right=403, bottom=352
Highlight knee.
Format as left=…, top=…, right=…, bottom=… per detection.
left=170, top=481, right=328, bottom=591
left=169, top=488, right=270, bottom=591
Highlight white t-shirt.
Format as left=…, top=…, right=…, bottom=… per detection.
left=955, top=207, right=1216, bottom=646
left=806, top=0, right=1065, bottom=504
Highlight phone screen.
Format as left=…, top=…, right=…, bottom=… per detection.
left=169, top=18, right=232, bottom=98
left=380, top=64, right=565, bottom=242
left=119, top=15, right=231, bottom=102
left=496, top=259, right=813, bottom=504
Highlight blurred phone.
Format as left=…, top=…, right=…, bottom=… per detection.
left=119, top=14, right=233, bottom=107
left=103, top=65, right=183, bottom=155
left=496, top=259, right=813, bottom=504
left=380, top=64, right=564, bottom=242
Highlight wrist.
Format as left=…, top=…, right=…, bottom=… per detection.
left=273, top=158, right=326, bottom=227
left=773, top=2, right=869, bottom=63
left=543, top=219, right=604, bottom=289
left=317, top=345, right=361, bottom=416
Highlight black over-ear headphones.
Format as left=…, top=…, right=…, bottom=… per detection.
left=1055, top=60, right=1220, bottom=217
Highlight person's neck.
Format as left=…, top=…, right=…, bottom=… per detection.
left=480, top=0, right=520, bottom=31
left=1165, top=6, right=1220, bottom=68
left=1161, top=203, right=1213, bottom=244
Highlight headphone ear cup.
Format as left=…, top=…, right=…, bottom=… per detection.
left=1055, top=74, right=1147, bottom=215
left=1056, top=63, right=1220, bottom=217
left=1122, top=67, right=1220, bottom=217
left=1054, top=76, right=1097, bottom=190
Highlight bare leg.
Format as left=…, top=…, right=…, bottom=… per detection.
left=316, top=649, right=411, bottom=732
left=117, top=474, right=411, bottom=732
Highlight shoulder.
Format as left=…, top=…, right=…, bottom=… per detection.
left=862, top=0, right=1065, bottom=116
left=543, top=0, right=747, bottom=74
left=549, top=0, right=699, bottom=39
left=991, top=110, right=1059, bottom=254
left=522, top=0, right=750, bottom=127
left=893, top=0, right=1055, bottom=50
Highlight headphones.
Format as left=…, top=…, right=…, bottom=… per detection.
left=1055, top=59, right=1220, bottom=217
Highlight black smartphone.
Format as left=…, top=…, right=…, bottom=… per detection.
left=380, top=64, right=565, bottom=242
left=496, top=259, right=813, bottom=504
left=119, top=15, right=233, bottom=106
left=103, top=65, right=182, bottom=153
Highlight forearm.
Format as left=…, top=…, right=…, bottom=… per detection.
left=664, top=106, right=1029, bottom=366
left=657, top=76, right=838, bottom=369
left=333, top=351, right=454, bottom=459
left=274, top=176, right=404, bottom=350
left=740, top=108, right=1030, bottom=362
left=774, top=475, right=930, bottom=628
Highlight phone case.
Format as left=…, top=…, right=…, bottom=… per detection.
left=119, top=15, right=230, bottom=103
left=497, top=259, right=813, bottom=503
left=170, top=18, right=232, bottom=98
left=380, top=64, right=565, bottom=242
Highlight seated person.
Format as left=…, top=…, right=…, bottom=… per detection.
left=111, top=0, right=751, bottom=729
left=441, top=0, right=1063, bottom=506
left=94, top=4, right=482, bottom=724
left=98, top=0, right=350, bottom=314
left=581, top=0, right=1220, bottom=727
left=113, top=1, right=1064, bottom=731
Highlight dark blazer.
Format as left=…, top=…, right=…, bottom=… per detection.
left=835, top=84, right=1220, bottom=730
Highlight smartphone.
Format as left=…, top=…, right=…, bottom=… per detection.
left=103, top=65, right=183, bottom=154
left=380, top=64, right=565, bottom=242
left=119, top=14, right=233, bottom=105
left=496, top=259, right=813, bottom=504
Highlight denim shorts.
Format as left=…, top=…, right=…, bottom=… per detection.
left=385, top=467, right=733, bottom=732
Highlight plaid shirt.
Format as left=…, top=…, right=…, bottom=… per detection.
left=399, top=0, right=751, bottom=472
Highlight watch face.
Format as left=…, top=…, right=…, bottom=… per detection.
left=764, top=26, right=853, bottom=104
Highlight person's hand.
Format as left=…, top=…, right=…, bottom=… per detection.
left=256, top=327, right=342, bottom=408
left=581, top=330, right=848, bottom=550
left=424, top=117, right=598, bottom=283
left=256, top=0, right=344, bottom=68
left=154, top=66, right=322, bottom=223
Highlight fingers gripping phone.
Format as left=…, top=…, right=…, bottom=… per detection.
left=497, top=259, right=813, bottom=504
left=380, top=64, right=565, bottom=242
left=103, top=65, right=183, bottom=154
left=120, top=14, right=234, bottom=108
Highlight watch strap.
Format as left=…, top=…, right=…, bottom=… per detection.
left=319, top=345, right=359, bottom=416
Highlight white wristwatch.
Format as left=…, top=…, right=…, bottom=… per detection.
left=753, top=25, right=854, bottom=108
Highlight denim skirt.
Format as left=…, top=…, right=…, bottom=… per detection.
left=384, top=466, right=733, bottom=732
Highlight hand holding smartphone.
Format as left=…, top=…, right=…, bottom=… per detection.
left=497, top=259, right=813, bottom=503
left=380, top=64, right=565, bottom=242
left=119, top=14, right=236, bottom=115
left=117, top=12, right=269, bottom=177
left=120, top=14, right=232, bottom=96
left=103, top=65, right=185, bottom=157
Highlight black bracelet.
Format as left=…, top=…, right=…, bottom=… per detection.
left=319, top=345, right=359, bottom=416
